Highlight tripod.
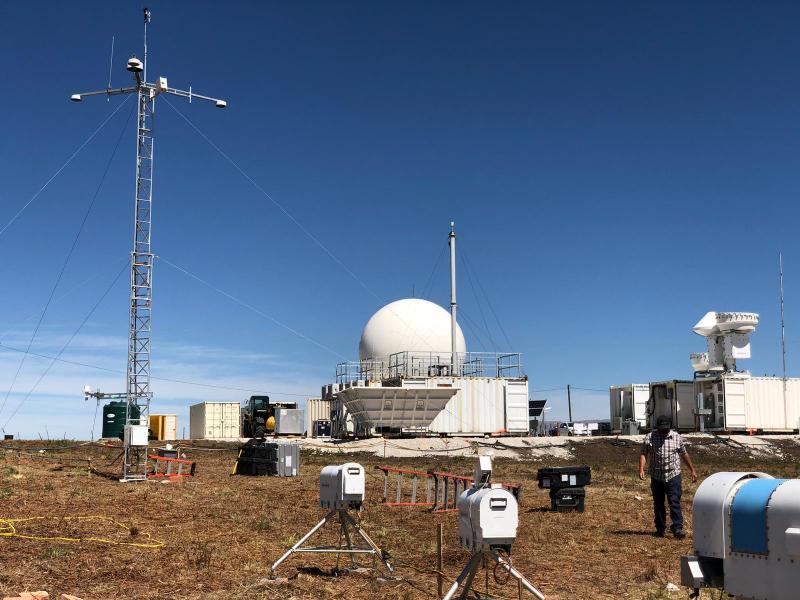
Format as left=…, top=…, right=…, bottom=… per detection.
left=271, top=509, right=393, bottom=574
left=442, top=548, right=545, bottom=600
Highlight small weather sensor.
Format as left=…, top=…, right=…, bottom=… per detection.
left=271, top=462, right=392, bottom=575
left=320, top=462, right=365, bottom=510
left=443, top=456, right=545, bottom=600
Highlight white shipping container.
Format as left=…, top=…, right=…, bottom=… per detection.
left=742, top=376, right=800, bottom=431
left=189, top=402, right=241, bottom=440
left=665, top=374, right=800, bottom=432
left=609, top=384, right=649, bottom=428
left=305, top=398, right=333, bottom=435
left=425, top=377, right=529, bottom=435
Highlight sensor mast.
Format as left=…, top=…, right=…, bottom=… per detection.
left=71, top=8, right=227, bottom=481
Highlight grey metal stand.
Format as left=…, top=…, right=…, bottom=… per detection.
left=442, top=549, right=545, bottom=600
left=270, top=509, right=393, bottom=574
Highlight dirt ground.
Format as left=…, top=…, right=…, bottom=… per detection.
left=1, top=436, right=797, bottom=600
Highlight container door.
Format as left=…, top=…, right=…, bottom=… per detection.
left=621, top=389, right=633, bottom=420
left=724, top=379, right=747, bottom=430
left=609, top=389, right=620, bottom=422
left=149, top=415, right=160, bottom=440
left=225, top=403, right=240, bottom=438
left=651, top=385, right=672, bottom=425
left=165, top=415, right=177, bottom=440
left=208, top=403, right=222, bottom=438
left=633, top=386, right=649, bottom=426
left=504, top=381, right=529, bottom=433
left=675, top=383, right=696, bottom=430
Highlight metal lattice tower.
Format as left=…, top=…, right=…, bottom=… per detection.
left=72, top=8, right=226, bottom=481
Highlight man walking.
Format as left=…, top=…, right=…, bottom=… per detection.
left=639, top=415, right=698, bottom=539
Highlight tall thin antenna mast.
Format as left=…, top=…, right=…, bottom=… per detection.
left=780, top=251, right=788, bottom=424
left=107, top=35, right=115, bottom=98
left=449, top=222, right=457, bottom=374
left=71, top=8, right=227, bottom=482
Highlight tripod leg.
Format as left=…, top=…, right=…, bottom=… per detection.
left=442, top=552, right=482, bottom=600
left=491, top=551, right=545, bottom=600
left=458, top=554, right=481, bottom=600
left=344, top=511, right=394, bottom=573
left=335, top=516, right=345, bottom=572
left=271, top=511, right=335, bottom=574
left=341, top=512, right=358, bottom=568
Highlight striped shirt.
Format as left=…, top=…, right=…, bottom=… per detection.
left=641, top=430, right=686, bottom=482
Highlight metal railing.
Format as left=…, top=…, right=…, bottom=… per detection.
left=389, top=351, right=523, bottom=379
left=335, top=352, right=523, bottom=383
left=335, top=360, right=387, bottom=384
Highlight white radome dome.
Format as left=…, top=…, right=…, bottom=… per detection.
left=359, top=298, right=467, bottom=362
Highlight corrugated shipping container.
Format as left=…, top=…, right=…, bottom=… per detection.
left=742, top=376, right=800, bottom=431
left=425, top=377, right=529, bottom=435
left=189, top=402, right=241, bottom=439
left=149, top=414, right=177, bottom=440
left=305, top=398, right=333, bottom=434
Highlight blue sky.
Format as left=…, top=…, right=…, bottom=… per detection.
left=1, top=1, right=799, bottom=437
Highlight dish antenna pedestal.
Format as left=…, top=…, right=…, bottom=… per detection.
left=71, top=8, right=227, bottom=482
left=691, top=312, right=759, bottom=376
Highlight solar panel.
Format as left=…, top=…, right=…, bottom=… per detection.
left=528, top=399, right=547, bottom=418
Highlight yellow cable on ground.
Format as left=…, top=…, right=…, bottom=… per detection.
left=0, top=515, right=164, bottom=549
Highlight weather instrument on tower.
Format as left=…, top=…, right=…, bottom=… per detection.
left=71, top=8, right=227, bottom=481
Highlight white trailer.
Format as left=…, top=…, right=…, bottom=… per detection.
left=609, top=384, right=649, bottom=430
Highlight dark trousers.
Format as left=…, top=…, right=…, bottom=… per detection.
left=651, top=475, right=683, bottom=533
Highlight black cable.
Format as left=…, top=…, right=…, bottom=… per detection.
left=459, top=309, right=493, bottom=351
left=0, top=340, right=314, bottom=398
left=0, top=102, right=135, bottom=421
left=2, top=261, right=129, bottom=430
left=420, top=241, right=447, bottom=300
left=461, top=248, right=514, bottom=349
left=0, top=96, right=133, bottom=239
left=459, top=252, right=497, bottom=350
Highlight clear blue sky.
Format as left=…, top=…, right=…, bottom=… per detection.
left=1, top=1, right=798, bottom=438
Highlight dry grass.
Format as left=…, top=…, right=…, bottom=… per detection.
left=0, top=437, right=786, bottom=599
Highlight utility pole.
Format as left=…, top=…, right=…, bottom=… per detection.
left=72, top=8, right=226, bottom=481
left=567, top=384, right=573, bottom=423
left=780, top=252, right=788, bottom=426
left=449, top=222, right=458, bottom=375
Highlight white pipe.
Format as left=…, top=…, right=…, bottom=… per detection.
left=449, top=222, right=457, bottom=373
